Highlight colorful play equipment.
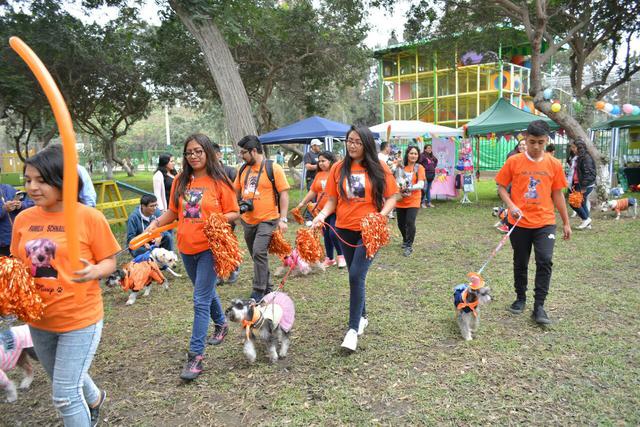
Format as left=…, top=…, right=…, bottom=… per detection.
left=94, top=180, right=148, bottom=227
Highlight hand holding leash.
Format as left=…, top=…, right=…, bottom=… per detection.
left=130, top=222, right=178, bottom=251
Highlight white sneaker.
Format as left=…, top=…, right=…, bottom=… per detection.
left=577, top=217, right=592, bottom=229
left=357, top=317, right=368, bottom=336
left=305, top=220, right=313, bottom=227
left=341, top=329, right=358, bottom=351
left=571, top=211, right=577, bottom=218
left=337, top=255, right=347, bottom=268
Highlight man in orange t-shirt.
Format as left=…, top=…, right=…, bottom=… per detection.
left=234, top=135, right=290, bottom=301
left=495, top=120, right=571, bottom=325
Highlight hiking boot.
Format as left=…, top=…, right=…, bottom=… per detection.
left=89, top=390, right=106, bottom=427
left=532, top=305, right=552, bottom=325
left=207, top=323, right=229, bottom=345
left=337, top=255, right=347, bottom=268
left=509, top=299, right=526, bottom=314
left=403, top=246, right=413, bottom=257
left=341, top=329, right=358, bottom=351
left=180, top=352, right=204, bottom=381
left=227, top=269, right=239, bottom=284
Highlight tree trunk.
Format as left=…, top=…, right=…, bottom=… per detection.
left=170, top=1, right=257, bottom=149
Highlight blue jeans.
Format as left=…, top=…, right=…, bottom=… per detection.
left=29, top=321, right=103, bottom=427
left=323, top=214, right=343, bottom=259
left=181, top=250, right=225, bottom=355
left=572, top=185, right=595, bottom=220
left=337, top=228, right=373, bottom=331
left=423, top=179, right=434, bottom=204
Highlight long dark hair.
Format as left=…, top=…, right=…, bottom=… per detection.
left=173, top=133, right=233, bottom=207
left=156, top=153, right=172, bottom=175
left=575, top=140, right=590, bottom=159
left=24, top=144, right=83, bottom=199
left=403, top=145, right=420, bottom=166
left=318, top=150, right=336, bottom=171
left=339, top=126, right=386, bottom=211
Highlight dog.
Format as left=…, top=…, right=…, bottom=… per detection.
left=600, top=198, right=637, bottom=220
left=0, top=325, right=37, bottom=403
left=492, top=206, right=510, bottom=232
left=225, top=292, right=295, bottom=364
left=24, top=238, right=57, bottom=278
left=454, top=274, right=492, bottom=341
left=274, top=248, right=325, bottom=278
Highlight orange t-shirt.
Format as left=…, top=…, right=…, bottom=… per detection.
left=495, top=152, right=567, bottom=228
left=234, top=161, right=290, bottom=225
left=169, top=174, right=239, bottom=255
left=310, top=170, right=331, bottom=214
left=396, top=163, right=426, bottom=209
left=10, top=204, right=121, bottom=333
left=325, top=160, right=399, bottom=231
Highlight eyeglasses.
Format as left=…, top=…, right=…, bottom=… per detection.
left=346, top=138, right=363, bottom=147
left=239, top=149, right=250, bottom=155
left=183, top=149, right=205, bottom=158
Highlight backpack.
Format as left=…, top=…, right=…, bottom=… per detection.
left=238, top=159, right=280, bottom=213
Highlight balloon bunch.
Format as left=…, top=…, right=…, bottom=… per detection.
left=295, top=228, right=324, bottom=263
left=542, top=88, right=563, bottom=113
left=268, top=229, right=292, bottom=259
left=203, top=213, right=243, bottom=279
left=360, top=213, right=391, bottom=259
left=0, top=257, right=45, bottom=322
left=595, top=101, right=640, bottom=116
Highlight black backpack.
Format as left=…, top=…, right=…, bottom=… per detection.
left=238, top=159, right=280, bottom=213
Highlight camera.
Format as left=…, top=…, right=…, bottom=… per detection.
left=14, top=191, right=26, bottom=202
left=238, top=199, right=254, bottom=214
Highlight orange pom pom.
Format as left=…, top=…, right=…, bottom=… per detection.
left=269, top=229, right=292, bottom=259
left=568, top=190, right=583, bottom=208
left=204, top=213, right=243, bottom=279
left=291, top=207, right=305, bottom=225
left=295, top=228, right=324, bottom=263
left=0, top=256, right=45, bottom=322
left=361, top=213, right=390, bottom=259
left=306, top=202, right=317, bottom=215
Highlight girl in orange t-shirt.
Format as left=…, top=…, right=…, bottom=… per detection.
left=148, top=134, right=239, bottom=381
left=395, top=146, right=426, bottom=256
left=296, top=151, right=345, bottom=268
left=311, top=126, right=398, bottom=352
left=10, top=144, right=119, bottom=426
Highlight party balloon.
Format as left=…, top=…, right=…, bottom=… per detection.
left=595, top=101, right=605, bottom=110
left=611, top=105, right=621, bottom=115
left=543, top=88, right=553, bottom=100
left=551, top=103, right=561, bottom=113
left=632, top=106, right=640, bottom=116
left=604, top=103, right=613, bottom=113
left=622, top=104, right=633, bottom=114
left=9, top=37, right=83, bottom=303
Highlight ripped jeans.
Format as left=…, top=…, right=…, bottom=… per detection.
left=29, top=321, right=103, bottom=427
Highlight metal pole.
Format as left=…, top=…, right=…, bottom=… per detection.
left=164, top=105, right=171, bottom=146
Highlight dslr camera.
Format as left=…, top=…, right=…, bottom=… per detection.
left=238, top=199, right=254, bottom=214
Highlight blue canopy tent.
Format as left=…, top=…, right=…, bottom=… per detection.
left=258, top=116, right=379, bottom=188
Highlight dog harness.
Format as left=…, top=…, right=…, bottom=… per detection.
left=454, top=284, right=479, bottom=317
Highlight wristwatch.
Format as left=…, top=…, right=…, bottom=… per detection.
left=280, top=217, right=288, bottom=223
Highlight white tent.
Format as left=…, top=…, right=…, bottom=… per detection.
left=370, top=120, right=463, bottom=140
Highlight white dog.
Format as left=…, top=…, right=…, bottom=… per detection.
left=274, top=249, right=325, bottom=278
left=600, top=197, right=637, bottom=220
left=0, top=325, right=36, bottom=403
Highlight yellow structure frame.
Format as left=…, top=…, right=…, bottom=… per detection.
left=94, top=180, right=139, bottom=227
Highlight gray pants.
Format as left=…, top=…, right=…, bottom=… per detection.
left=241, top=219, right=278, bottom=293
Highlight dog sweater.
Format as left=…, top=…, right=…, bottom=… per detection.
left=453, top=284, right=473, bottom=313
left=1, top=325, right=33, bottom=382
left=261, top=292, right=295, bottom=332
left=614, top=198, right=636, bottom=213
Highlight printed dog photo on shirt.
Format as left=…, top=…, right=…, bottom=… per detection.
left=183, top=189, right=203, bottom=219
left=346, top=173, right=366, bottom=199
left=24, top=238, right=58, bottom=279
left=524, top=176, right=541, bottom=200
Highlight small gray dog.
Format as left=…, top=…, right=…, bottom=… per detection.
left=454, top=282, right=492, bottom=341
left=225, top=292, right=295, bottom=364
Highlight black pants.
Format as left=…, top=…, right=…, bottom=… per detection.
left=509, top=224, right=557, bottom=307
left=0, top=246, right=10, bottom=256
left=396, top=207, right=419, bottom=247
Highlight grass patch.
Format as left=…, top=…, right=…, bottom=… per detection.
left=2, top=180, right=639, bottom=425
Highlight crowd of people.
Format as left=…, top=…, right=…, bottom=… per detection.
left=0, top=120, right=603, bottom=425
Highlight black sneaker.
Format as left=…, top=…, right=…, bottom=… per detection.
left=401, top=242, right=407, bottom=249
left=90, top=390, right=106, bottom=427
left=207, top=323, right=229, bottom=345
left=509, top=299, right=526, bottom=314
left=403, top=246, right=413, bottom=257
left=227, top=269, right=239, bottom=284
left=532, top=305, right=551, bottom=325
left=180, top=352, right=204, bottom=381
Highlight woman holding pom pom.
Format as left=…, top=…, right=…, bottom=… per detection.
left=311, top=126, right=398, bottom=351
left=10, top=144, right=120, bottom=426
left=295, top=151, right=345, bottom=268
left=146, top=133, right=239, bottom=381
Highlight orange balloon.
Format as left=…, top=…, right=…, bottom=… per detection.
left=9, top=37, right=84, bottom=302
left=595, top=101, right=605, bottom=110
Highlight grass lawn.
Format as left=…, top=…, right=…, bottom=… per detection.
left=2, top=178, right=639, bottom=425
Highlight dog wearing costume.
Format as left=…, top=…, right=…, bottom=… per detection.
left=454, top=273, right=492, bottom=341
left=0, top=325, right=37, bottom=403
left=274, top=248, right=325, bottom=278
left=600, top=198, right=637, bottom=220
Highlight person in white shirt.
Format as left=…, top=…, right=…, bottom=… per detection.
left=152, top=154, right=177, bottom=211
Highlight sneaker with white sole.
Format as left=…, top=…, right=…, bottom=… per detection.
left=357, top=317, right=368, bottom=336
left=571, top=211, right=577, bottom=218
left=90, top=390, right=106, bottom=427
left=323, top=257, right=337, bottom=267
left=577, top=217, right=592, bottom=229
left=337, top=255, right=347, bottom=268
left=341, top=329, right=358, bottom=351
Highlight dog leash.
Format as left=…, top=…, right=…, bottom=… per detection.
left=477, top=215, right=522, bottom=275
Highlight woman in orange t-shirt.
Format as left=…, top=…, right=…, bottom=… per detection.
left=148, top=134, right=239, bottom=381
left=295, top=151, right=345, bottom=268
left=311, top=126, right=398, bottom=352
left=11, top=144, right=120, bottom=426
left=395, top=146, right=426, bottom=257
